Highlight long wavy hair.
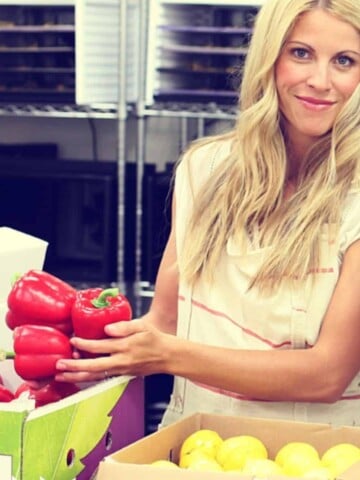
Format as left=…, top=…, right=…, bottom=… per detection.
left=179, top=0, right=360, bottom=292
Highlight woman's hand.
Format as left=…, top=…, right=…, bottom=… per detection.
left=54, top=318, right=173, bottom=383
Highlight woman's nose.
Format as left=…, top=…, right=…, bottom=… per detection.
left=306, top=63, right=331, bottom=90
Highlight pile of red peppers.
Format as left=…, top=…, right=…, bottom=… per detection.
left=0, top=269, right=132, bottom=406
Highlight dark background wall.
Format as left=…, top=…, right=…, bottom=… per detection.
left=0, top=145, right=173, bottom=287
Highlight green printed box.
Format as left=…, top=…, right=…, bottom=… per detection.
left=0, top=361, right=144, bottom=480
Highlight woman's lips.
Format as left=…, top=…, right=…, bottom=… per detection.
left=297, top=95, right=335, bottom=111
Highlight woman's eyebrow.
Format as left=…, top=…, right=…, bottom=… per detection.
left=284, top=40, right=314, bottom=51
left=286, top=39, right=360, bottom=57
left=342, top=50, right=360, bottom=57
left=286, top=40, right=311, bottom=47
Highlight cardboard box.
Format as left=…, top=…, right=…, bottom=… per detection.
left=0, top=360, right=144, bottom=480
left=96, top=412, right=360, bottom=480
left=0, top=227, right=48, bottom=350
left=0, top=227, right=48, bottom=302
left=0, top=226, right=144, bottom=479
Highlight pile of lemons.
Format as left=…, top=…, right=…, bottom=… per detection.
left=149, top=428, right=360, bottom=478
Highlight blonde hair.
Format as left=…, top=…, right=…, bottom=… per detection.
left=179, top=0, right=360, bottom=292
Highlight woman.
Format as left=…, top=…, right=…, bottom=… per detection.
left=56, top=0, right=360, bottom=427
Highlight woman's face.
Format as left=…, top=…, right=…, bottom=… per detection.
left=275, top=8, right=360, bottom=153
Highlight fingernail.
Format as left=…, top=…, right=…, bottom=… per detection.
left=56, top=361, right=66, bottom=370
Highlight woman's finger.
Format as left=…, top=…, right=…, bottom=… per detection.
left=56, top=355, right=110, bottom=372
left=55, top=370, right=109, bottom=383
left=105, top=318, right=145, bottom=337
left=70, top=336, right=128, bottom=355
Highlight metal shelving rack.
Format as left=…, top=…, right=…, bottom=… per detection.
left=0, top=0, right=139, bottom=292
left=0, top=0, right=263, bottom=301
left=133, top=0, right=263, bottom=299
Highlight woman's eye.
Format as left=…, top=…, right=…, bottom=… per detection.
left=292, top=47, right=309, bottom=59
left=336, top=55, right=354, bottom=67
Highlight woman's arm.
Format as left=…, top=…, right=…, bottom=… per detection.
left=54, top=196, right=179, bottom=383
left=162, top=239, right=360, bottom=402
left=143, top=196, right=178, bottom=334
left=55, top=217, right=360, bottom=402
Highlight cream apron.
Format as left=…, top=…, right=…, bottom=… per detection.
left=161, top=139, right=360, bottom=428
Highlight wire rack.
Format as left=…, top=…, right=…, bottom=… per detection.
left=0, top=103, right=120, bottom=118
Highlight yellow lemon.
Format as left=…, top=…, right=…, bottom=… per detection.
left=241, top=458, right=284, bottom=477
left=150, top=459, right=179, bottom=469
left=187, top=457, right=223, bottom=472
left=216, top=435, right=268, bottom=471
left=321, top=443, right=360, bottom=477
left=275, top=441, right=319, bottom=467
left=179, top=450, right=212, bottom=469
left=303, top=466, right=334, bottom=479
left=283, top=457, right=322, bottom=477
left=180, top=450, right=223, bottom=472
left=179, top=429, right=223, bottom=460
left=275, top=441, right=321, bottom=477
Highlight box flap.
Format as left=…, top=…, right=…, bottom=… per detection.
left=339, top=461, right=360, bottom=480
left=21, top=376, right=143, bottom=479
left=0, top=227, right=48, bottom=253
left=0, top=408, right=28, bottom=478
left=0, top=302, right=13, bottom=350
left=0, top=227, right=48, bottom=303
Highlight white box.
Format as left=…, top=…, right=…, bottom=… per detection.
left=0, top=303, right=12, bottom=351
left=0, top=227, right=48, bottom=302
left=0, top=227, right=48, bottom=349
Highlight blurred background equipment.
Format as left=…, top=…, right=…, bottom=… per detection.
left=0, top=0, right=263, bottom=435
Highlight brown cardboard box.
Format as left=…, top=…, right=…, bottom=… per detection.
left=96, top=412, right=360, bottom=479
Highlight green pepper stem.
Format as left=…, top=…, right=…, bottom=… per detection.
left=91, top=288, right=119, bottom=308
left=0, top=350, right=15, bottom=361
left=10, top=273, right=21, bottom=287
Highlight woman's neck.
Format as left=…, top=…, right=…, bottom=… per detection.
left=282, top=122, right=316, bottom=182
left=286, top=139, right=312, bottom=183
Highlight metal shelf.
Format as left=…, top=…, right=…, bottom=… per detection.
left=140, top=102, right=237, bottom=120
left=0, top=1, right=74, bottom=4
left=0, top=25, right=75, bottom=32
left=0, top=103, right=120, bottom=119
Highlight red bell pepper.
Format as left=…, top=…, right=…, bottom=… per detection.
left=0, top=384, right=15, bottom=402
left=72, top=287, right=132, bottom=340
left=13, top=325, right=73, bottom=381
left=7, top=269, right=76, bottom=335
left=15, top=380, right=80, bottom=407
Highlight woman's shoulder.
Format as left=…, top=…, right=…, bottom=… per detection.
left=344, top=181, right=360, bottom=210
left=180, top=134, right=233, bottom=181
left=339, top=184, right=360, bottom=252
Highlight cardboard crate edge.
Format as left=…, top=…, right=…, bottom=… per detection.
left=96, top=412, right=360, bottom=480
left=27, top=375, right=135, bottom=419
